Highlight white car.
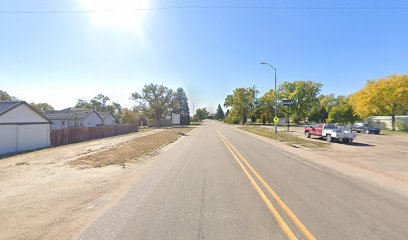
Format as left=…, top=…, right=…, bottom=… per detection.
left=322, top=124, right=356, bottom=143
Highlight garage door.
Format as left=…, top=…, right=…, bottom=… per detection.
left=17, top=124, right=50, bottom=152
left=0, top=125, right=18, bottom=154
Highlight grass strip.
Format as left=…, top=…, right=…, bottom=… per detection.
left=239, top=126, right=328, bottom=150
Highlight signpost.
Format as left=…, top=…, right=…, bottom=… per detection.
left=172, top=113, right=181, bottom=133
left=282, top=99, right=296, bottom=131
left=273, top=116, right=280, bottom=125
left=172, top=113, right=181, bottom=125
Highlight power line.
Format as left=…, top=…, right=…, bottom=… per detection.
left=1, top=5, right=408, bottom=14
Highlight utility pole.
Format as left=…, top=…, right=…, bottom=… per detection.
left=261, top=62, right=278, bottom=134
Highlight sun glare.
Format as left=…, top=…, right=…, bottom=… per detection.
left=79, top=0, right=151, bottom=33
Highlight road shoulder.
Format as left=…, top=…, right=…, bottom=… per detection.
left=0, top=127, right=194, bottom=240
left=231, top=125, right=408, bottom=200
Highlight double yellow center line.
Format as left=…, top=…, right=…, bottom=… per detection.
left=215, top=128, right=316, bottom=240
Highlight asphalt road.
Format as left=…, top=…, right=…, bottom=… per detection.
left=80, top=121, right=408, bottom=240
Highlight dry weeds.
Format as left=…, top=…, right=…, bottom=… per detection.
left=71, top=128, right=192, bottom=168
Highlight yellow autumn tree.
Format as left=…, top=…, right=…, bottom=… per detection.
left=350, top=75, right=408, bottom=130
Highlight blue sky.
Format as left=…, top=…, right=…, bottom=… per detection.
left=1, top=0, right=408, bottom=112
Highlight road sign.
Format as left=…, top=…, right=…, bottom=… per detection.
left=172, top=113, right=181, bottom=125
left=282, top=99, right=296, bottom=107
left=274, top=116, right=280, bottom=124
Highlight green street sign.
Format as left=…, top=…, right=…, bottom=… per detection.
left=274, top=116, right=280, bottom=124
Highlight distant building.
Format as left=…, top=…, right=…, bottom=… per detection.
left=0, top=101, right=51, bottom=155
left=44, top=108, right=102, bottom=129
left=368, top=116, right=408, bottom=130
left=96, top=111, right=117, bottom=125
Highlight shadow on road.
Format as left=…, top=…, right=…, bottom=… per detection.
left=311, top=137, right=374, bottom=147
left=347, top=142, right=374, bottom=147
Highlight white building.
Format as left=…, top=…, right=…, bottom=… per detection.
left=0, top=101, right=51, bottom=155
left=44, top=108, right=102, bottom=129
left=97, top=112, right=117, bottom=125
left=368, top=116, right=408, bottom=130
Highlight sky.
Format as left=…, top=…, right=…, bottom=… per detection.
left=1, top=0, right=408, bottom=113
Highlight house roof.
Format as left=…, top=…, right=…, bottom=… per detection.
left=55, top=107, right=90, bottom=113
left=96, top=111, right=117, bottom=119
left=0, top=101, right=21, bottom=115
left=44, top=108, right=96, bottom=120
left=0, top=101, right=50, bottom=122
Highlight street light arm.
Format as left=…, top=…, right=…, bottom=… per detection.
left=260, top=62, right=276, bottom=71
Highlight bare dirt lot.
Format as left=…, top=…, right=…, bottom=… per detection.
left=0, top=127, right=192, bottom=240
left=238, top=125, right=408, bottom=199
left=289, top=127, right=408, bottom=181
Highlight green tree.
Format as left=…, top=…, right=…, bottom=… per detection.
left=320, top=94, right=340, bottom=113
left=131, top=84, right=177, bottom=126
left=76, top=95, right=122, bottom=118
left=350, top=75, right=408, bottom=130
left=31, top=103, right=54, bottom=112
left=278, top=81, right=323, bottom=123
left=214, top=104, right=225, bottom=120
left=224, top=86, right=258, bottom=124
left=90, top=94, right=110, bottom=111
left=75, top=99, right=93, bottom=109
left=327, top=97, right=358, bottom=124
left=256, top=89, right=276, bottom=124
left=0, top=90, right=18, bottom=101
left=195, top=107, right=209, bottom=121
left=309, top=94, right=349, bottom=123
left=225, top=108, right=240, bottom=124
left=111, top=102, right=123, bottom=118
left=174, top=87, right=190, bottom=125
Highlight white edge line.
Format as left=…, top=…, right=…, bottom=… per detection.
left=279, top=151, right=323, bottom=171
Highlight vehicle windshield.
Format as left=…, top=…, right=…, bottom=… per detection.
left=324, top=124, right=338, bottom=129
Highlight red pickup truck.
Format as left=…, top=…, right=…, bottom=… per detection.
left=304, top=123, right=356, bottom=143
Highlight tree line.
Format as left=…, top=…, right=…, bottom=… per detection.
left=221, top=75, right=408, bottom=131
left=0, top=84, right=191, bottom=126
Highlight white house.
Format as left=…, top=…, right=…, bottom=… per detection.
left=44, top=108, right=102, bottom=129
left=97, top=111, right=117, bottom=125
left=0, top=101, right=51, bottom=155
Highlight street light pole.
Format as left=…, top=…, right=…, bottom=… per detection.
left=261, top=62, right=278, bottom=134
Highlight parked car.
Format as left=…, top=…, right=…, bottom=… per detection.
left=350, top=123, right=380, bottom=134
left=304, top=123, right=356, bottom=143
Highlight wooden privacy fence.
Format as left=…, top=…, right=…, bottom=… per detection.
left=148, top=119, right=172, bottom=127
left=50, top=124, right=138, bottom=146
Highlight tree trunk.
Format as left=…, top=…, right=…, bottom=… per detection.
left=262, top=117, right=266, bottom=125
